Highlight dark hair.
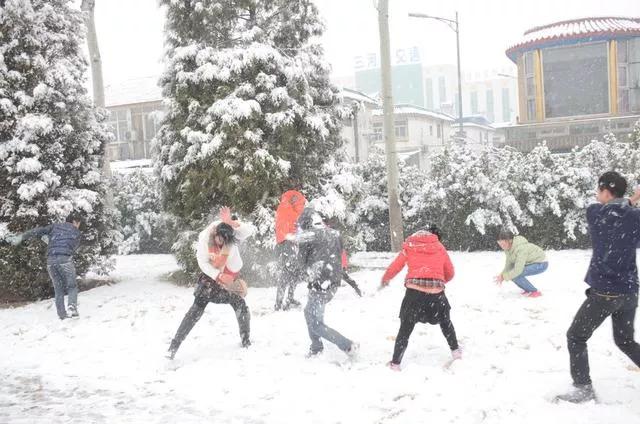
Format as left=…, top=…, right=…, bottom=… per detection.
left=214, top=223, right=236, bottom=246
left=497, top=228, right=515, bottom=241
left=598, top=171, right=627, bottom=198
left=425, top=223, right=442, bottom=240
left=297, top=207, right=317, bottom=231
left=66, top=211, right=83, bottom=224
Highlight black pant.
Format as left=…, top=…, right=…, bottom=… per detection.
left=391, top=304, right=458, bottom=364
left=275, top=241, right=300, bottom=308
left=170, top=274, right=250, bottom=351
left=567, top=289, right=640, bottom=385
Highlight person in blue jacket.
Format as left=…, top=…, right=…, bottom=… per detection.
left=10, top=212, right=83, bottom=320
left=555, top=172, right=640, bottom=403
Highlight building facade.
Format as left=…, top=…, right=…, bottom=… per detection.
left=462, top=68, right=519, bottom=125
left=105, top=77, right=164, bottom=162
left=340, top=88, right=379, bottom=163
left=371, top=105, right=454, bottom=169
left=504, top=17, right=640, bottom=152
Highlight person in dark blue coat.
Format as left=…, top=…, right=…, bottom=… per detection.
left=555, top=172, right=640, bottom=403
left=10, top=212, right=83, bottom=320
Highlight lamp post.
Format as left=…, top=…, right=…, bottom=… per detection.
left=409, top=11, right=464, bottom=139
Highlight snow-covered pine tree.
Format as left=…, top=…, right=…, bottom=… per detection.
left=155, top=0, right=347, bottom=280
left=156, top=0, right=346, bottom=220
left=0, top=0, right=116, bottom=300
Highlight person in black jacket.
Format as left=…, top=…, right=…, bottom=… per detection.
left=10, top=212, right=83, bottom=320
left=296, top=208, right=358, bottom=357
left=555, top=172, right=640, bottom=403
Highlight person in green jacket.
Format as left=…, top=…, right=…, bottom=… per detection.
left=494, top=229, right=547, bottom=297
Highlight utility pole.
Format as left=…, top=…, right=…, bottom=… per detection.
left=454, top=12, right=463, bottom=137
left=409, top=11, right=464, bottom=138
left=377, top=0, right=404, bottom=251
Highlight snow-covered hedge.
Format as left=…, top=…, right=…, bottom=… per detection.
left=316, top=124, right=640, bottom=252
left=111, top=169, right=178, bottom=255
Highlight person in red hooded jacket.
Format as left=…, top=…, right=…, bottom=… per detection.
left=274, top=190, right=307, bottom=310
left=380, top=224, right=461, bottom=370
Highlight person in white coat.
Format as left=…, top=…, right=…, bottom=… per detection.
left=167, top=207, right=255, bottom=359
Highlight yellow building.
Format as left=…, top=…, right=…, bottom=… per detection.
left=503, top=17, right=640, bottom=152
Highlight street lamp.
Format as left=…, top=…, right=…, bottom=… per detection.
left=409, top=11, right=464, bottom=138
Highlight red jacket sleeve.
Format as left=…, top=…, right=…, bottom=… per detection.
left=382, top=250, right=407, bottom=283
left=442, top=248, right=455, bottom=282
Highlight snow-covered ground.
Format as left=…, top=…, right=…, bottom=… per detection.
left=1, top=251, right=639, bottom=424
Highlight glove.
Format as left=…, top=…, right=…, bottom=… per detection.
left=8, top=234, right=23, bottom=246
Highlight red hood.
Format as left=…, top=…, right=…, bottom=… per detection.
left=403, top=231, right=441, bottom=253
left=279, top=190, right=306, bottom=214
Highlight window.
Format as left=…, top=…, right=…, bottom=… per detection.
left=425, top=78, right=434, bottom=109
left=523, top=51, right=537, bottom=120
left=437, top=123, right=442, bottom=138
left=429, top=125, right=433, bottom=136
left=502, top=87, right=511, bottom=122
left=524, top=51, right=534, bottom=74
left=618, top=38, right=640, bottom=113
left=527, top=99, right=536, bottom=121
left=372, top=122, right=383, bottom=142
left=470, top=91, right=478, bottom=114
left=438, top=76, right=446, bottom=106
left=543, top=42, right=609, bottom=118
left=486, top=89, right=494, bottom=122
left=394, top=120, right=408, bottom=139
left=107, top=109, right=129, bottom=141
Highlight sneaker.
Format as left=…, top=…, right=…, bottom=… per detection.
left=67, top=306, right=79, bottom=318
left=347, top=342, right=360, bottom=358
left=523, top=291, right=542, bottom=298
left=166, top=340, right=179, bottom=360
left=166, top=348, right=177, bottom=360
left=288, top=299, right=301, bottom=308
left=387, top=361, right=401, bottom=371
left=554, top=384, right=597, bottom=403
left=451, top=348, right=462, bottom=360
left=283, top=299, right=301, bottom=311
left=306, top=349, right=323, bottom=358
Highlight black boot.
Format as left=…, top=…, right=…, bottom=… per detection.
left=554, top=384, right=597, bottom=403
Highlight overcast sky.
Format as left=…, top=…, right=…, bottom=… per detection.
left=89, top=0, right=639, bottom=87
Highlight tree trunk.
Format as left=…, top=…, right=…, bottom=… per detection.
left=81, top=0, right=113, bottom=203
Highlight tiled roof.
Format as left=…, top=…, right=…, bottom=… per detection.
left=105, top=76, right=162, bottom=107
left=506, top=17, right=640, bottom=62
